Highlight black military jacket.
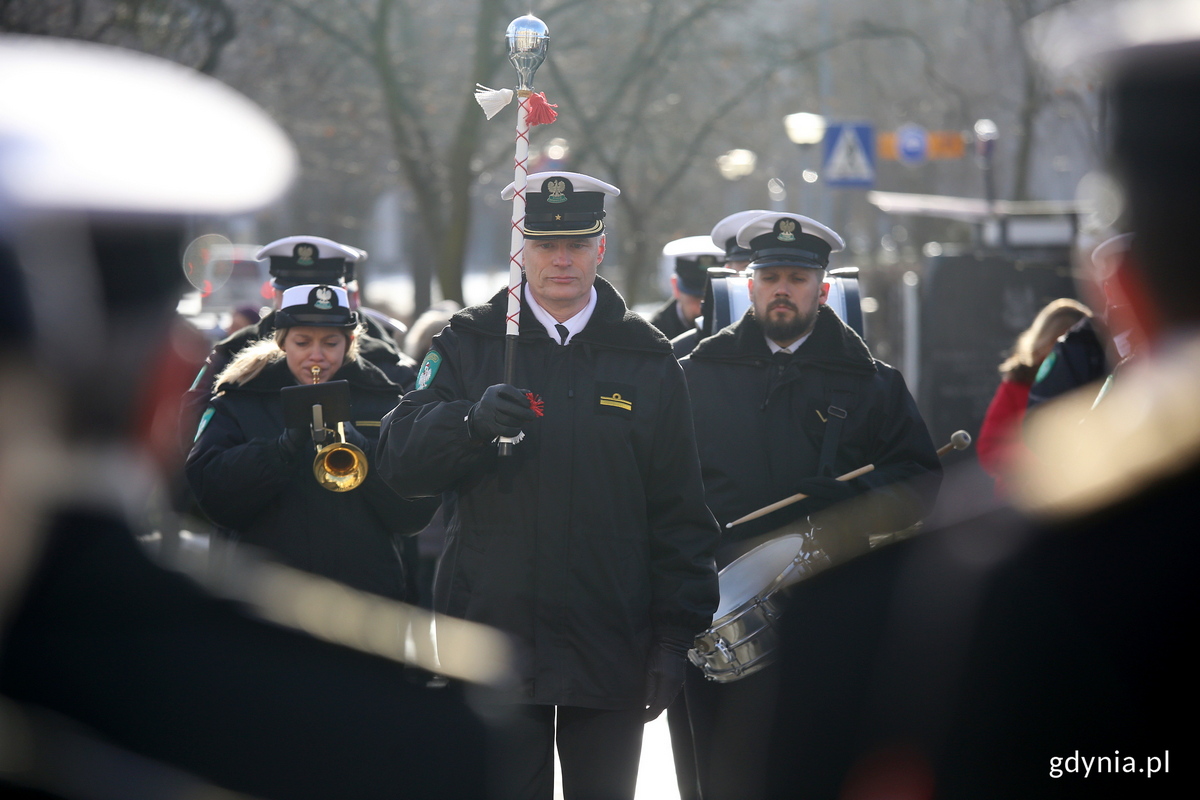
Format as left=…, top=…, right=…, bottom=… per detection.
left=649, top=297, right=689, bottom=340
left=180, top=310, right=416, bottom=449
left=187, top=358, right=435, bottom=599
left=682, top=306, right=942, bottom=564
left=376, top=277, right=719, bottom=709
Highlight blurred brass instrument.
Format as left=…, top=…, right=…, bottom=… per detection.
left=307, top=365, right=368, bottom=492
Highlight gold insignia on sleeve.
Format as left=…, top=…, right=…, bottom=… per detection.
left=600, top=392, right=632, bottom=411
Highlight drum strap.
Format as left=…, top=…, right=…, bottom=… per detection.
left=817, top=373, right=858, bottom=477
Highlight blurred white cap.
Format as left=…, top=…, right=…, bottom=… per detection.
left=0, top=35, right=295, bottom=216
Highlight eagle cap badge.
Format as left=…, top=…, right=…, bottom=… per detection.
left=545, top=178, right=568, bottom=204
left=314, top=285, right=334, bottom=310
left=777, top=219, right=797, bottom=242
left=295, top=243, right=316, bottom=265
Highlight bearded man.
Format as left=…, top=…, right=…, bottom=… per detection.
left=677, top=211, right=941, bottom=800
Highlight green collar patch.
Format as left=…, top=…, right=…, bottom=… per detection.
left=194, top=406, right=215, bottom=442
left=416, top=350, right=442, bottom=390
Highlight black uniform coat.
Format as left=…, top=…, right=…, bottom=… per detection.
left=0, top=504, right=490, bottom=800
left=681, top=306, right=941, bottom=565
left=376, top=278, right=720, bottom=710
left=671, top=327, right=701, bottom=358
left=649, top=297, right=689, bottom=340
left=186, top=358, right=436, bottom=599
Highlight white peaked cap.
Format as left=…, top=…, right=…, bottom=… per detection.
left=257, top=236, right=366, bottom=262
left=280, top=283, right=350, bottom=311
left=501, top=171, right=620, bottom=201
left=736, top=213, right=845, bottom=251
left=0, top=35, right=295, bottom=216
left=661, top=235, right=725, bottom=259
left=710, top=210, right=770, bottom=251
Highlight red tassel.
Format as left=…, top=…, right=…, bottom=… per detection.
left=525, top=392, right=545, bottom=417
left=526, top=92, right=558, bottom=126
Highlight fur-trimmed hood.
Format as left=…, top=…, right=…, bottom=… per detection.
left=214, top=350, right=399, bottom=395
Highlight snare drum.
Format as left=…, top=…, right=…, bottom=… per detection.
left=689, top=532, right=830, bottom=682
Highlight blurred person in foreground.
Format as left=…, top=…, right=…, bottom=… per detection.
left=376, top=172, right=720, bottom=800
left=187, top=284, right=436, bottom=600
left=976, top=297, right=1091, bottom=496
left=0, top=34, right=495, bottom=799
left=1021, top=234, right=1143, bottom=436
left=758, top=32, right=1198, bottom=800
left=1079, top=231, right=1145, bottom=407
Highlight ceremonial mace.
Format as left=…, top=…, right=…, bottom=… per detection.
left=475, top=14, right=553, bottom=456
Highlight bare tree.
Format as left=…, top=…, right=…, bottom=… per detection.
left=537, top=1, right=976, bottom=302
left=4, top=1, right=1105, bottom=312
left=252, top=0, right=511, bottom=311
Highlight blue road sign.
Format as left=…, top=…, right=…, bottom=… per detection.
left=896, top=123, right=928, bottom=166
left=823, top=123, right=875, bottom=188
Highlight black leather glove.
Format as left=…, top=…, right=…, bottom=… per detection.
left=277, top=426, right=310, bottom=461
left=793, top=475, right=859, bottom=512
left=466, top=384, right=538, bottom=442
left=643, top=640, right=689, bottom=722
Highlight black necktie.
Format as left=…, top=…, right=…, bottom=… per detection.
left=772, top=350, right=792, bottom=366
left=555, top=324, right=570, bottom=345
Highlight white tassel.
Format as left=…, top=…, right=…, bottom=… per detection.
left=474, top=84, right=514, bottom=120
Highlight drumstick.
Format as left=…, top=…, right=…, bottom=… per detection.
left=724, top=464, right=875, bottom=529
left=936, top=429, right=972, bottom=457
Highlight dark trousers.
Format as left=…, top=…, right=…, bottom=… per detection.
left=667, top=691, right=700, bottom=800
left=487, top=704, right=645, bottom=800
left=685, top=664, right=780, bottom=800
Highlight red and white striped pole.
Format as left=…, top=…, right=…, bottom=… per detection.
left=476, top=14, right=550, bottom=455
left=497, top=88, right=533, bottom=454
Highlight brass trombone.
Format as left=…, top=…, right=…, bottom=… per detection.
left=308, top=366, right=368, bottom=492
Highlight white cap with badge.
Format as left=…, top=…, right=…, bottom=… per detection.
left=736, top=212, right=845, bottom=271
left=275, top=284, right=357, bottom=329
left=501, top=172, right=620, bottom=238
left=257, top=236, right=365, bottom=289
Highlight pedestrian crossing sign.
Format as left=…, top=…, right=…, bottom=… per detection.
left=823, top=123, right=875, bottom=188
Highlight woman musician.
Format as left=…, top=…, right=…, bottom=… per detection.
left=186, top=284, right=436, bottom=600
